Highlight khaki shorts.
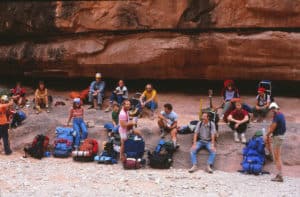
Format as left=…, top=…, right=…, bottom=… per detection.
left=272, top=135, right=285, bottom=148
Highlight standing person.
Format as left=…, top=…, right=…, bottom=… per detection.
left=88, top=73, right=105, bottom=110
left=252, top=87, right=270, bottom=122
left=105, top=80, right=128, bottom=112
left=265, top=102, right=286, bottom=182
left=139, top=84, right=158, bottom=119
left=11, top=82, right=26, bottom=109
left=189, top=112, right=216, bottom=173
left=157, top=103, right=179, bottom=148
left=104, top=102, right=120, bottom=134
left=119, top=99, right=142, bottom=162
left=0, top=95, right=13, bottom=155
left=34, top=81, right=50, bottom=114
left=67, top=98, right=88, bottom=150
left=227, top=102, right=249, bottom=143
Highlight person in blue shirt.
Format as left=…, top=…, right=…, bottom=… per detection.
left=88, top=73, right=105, bottom=109
left=157, top=103, right=179, bottom=148
left=265, top=102, right=286, bottom=182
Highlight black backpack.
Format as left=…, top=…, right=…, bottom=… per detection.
left=148, top=139, right=175, bottom=169
left=24, top=134, right=49, bottom=159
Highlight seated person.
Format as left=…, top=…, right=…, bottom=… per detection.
left=104, top=103, right=120, bottom=134
left=138, top=84, right=158, bottom=119
left=34, top=81, right=50, bottom=114
left=67, top=98, right=88, bottom=150
left=105, top=80, right=128, bottom=112
left=227, top=102, right=249, bottom=143
left=252, top=87, right=270, bottom=122
left=88, top=73, right=105, bottom=109
left=11, top=82, right=26, bottom=109
left=189, top=112, right=216, bottom=173
left=157, top=103, right=179, bottom=148
left=220, top=79, right=240, bottom=118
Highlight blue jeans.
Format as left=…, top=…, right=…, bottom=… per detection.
left=137, top=101, right=157, bottom=112
left=104, top=122, right=119, bottom=133
left=73, top=118, right=88, bottom=147
left=88, top=91, right=104, bottom=105
left=190, top=140, right=216, bottom=165
left=110, top=93, right=124, bottom=105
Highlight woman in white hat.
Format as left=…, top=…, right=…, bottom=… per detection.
left=67, top=98, right=88, bottom=149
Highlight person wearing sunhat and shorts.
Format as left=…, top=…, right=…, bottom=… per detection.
left=265, top=102, right=286, bottom=182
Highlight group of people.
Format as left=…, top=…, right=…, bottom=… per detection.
left=0, top=73, right=286, bottom=182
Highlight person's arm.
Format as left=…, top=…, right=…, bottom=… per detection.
left=227, top=114, right=238, bottom=123
left=67, top=109, right=73, bottom=126
left=170, top=121, right=178, bottom=129
left=267, top=122, right=277, bottom=137
left=0, top=99, right=14, bottom=108
left=210, top=122, right=216, bottom=151
left=123, top=87, right=129, bottom=98
left=120, top=119, right=135, bottom=130
left=139, top=92, right=146, bottom=104
left=45, top=88, right=48, bottom=97
left=239, top=112, right=249, bottom=124
left=264, top=95, right=271, bottom=108
left=89, top=82, right=95, bottom=93
left=35, top=89, right=39, bottom=99
left=99, top=81, right=105, bottom=93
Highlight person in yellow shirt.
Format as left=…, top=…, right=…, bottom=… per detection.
left=35, top=81, right=50, bottom=114
left=139, top=84, right=158, bottom=119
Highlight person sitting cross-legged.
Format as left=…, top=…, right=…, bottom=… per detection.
left=189, top=112, right=216, bottom=173
left=34, top=81, right=50, bottom=114
left=138, top=84, right=158, bottom=119
left=227, top=102, right=249, bottom=143
left=252, top=87, right=270, bottom=122
left=157, top=103, right=179, bottom=149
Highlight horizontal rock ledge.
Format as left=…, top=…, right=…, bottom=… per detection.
left=0, top=0, right=300, bottom=36
left=0, top=31, right=299, bottom=80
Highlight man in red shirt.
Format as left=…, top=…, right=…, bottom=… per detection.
left=227, top=102, right=249, bottom=143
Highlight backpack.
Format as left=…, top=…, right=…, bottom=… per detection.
left=148, top=139, right=176, bottom=169
left=95, top=138, right=118, bottom=164
left=11, top=110, right=26, bottom=128
left=178, top=120, right=199, bottom=134
left=24, top=134, right=49, bottom=159
left=73, top=138, right=98, bottom=161
left=241, top=136, right=266, bottom=175
left=53, top=127, right=74, bottom=158
left=123, top=134, right=145, bottom=169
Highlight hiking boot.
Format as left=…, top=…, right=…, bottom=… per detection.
left=241, top=133, right=247, bottom=144
left=104, top=106, right=111, bottom=112
left=188, top=165, right=197, bottom=173
left=5, top=150, right=12, bottom=155
left=175, top=144, right=180, bottom=149
left=234, top=132, right=240, bottom=142
left=206, top=164, right=213, bottom=174
left=271, top=174, right=283, bottom=182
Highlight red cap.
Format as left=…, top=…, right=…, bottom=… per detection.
left=258, top=87, right=266, bottom=93
left=224, top=80, right=234, bottom=87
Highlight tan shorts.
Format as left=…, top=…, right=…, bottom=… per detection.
left=272, top=135, right=285, bottom=148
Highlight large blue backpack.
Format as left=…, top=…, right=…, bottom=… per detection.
left=124, top=134, right=145, bottom=159
left=53, top=127, right=75, bottom=158
left=241, top=136, right=265, bottom=175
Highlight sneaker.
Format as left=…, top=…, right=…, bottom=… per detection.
left=46, top=108, right=50, bottom=113
left=175, top=144, right=180, bottom=149
left=206, top=164, right=213, bottom=174
left=253, top=119, right=257, bottom=123
left=104, top=106, right=111, bottom=112
left=5, top=150, right=12, bottom=155
left=234, top=132, right=240, bottom=142
left=188, top=165, right=197, bottom=173
left=241, top=133, right=246, bottom=144
left=271, top=174, right=283, bottom=182
left=88, top=105, right=94, bottom=109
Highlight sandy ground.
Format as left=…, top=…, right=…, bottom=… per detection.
left=0, top=87, right=299, bottom=196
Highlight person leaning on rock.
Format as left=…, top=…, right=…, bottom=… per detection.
left=265, top=102, right=286, bottom=182
left=88, top=73, right=105, bottom=110
left=0, top=95, right=13, bottom=155
left=189, top=112, right=216, bottom=173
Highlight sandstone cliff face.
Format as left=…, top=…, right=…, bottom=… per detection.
left=0, top=0, right=299, bottom=80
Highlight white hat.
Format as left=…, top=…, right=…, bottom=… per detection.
left=73, top=98, right=81, bottom=104
left=95, top=73, right=102, bottom=78
left=1, top=95, right=8, bottom=102
left=269, top=102, right=279, bottom=109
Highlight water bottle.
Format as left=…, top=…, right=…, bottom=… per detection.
left=262, top=128, right=266, bottom=136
